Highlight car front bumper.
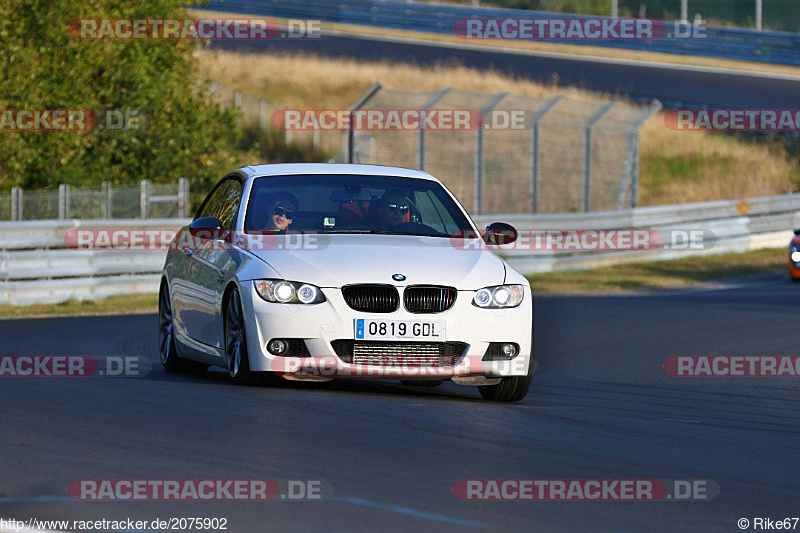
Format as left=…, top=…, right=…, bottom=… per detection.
left=240, top=282, right=533, bottom=379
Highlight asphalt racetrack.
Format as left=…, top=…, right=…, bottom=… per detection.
left=212, top=31, right=800, bottom=109
left=1, top=278, right=798, bottom=532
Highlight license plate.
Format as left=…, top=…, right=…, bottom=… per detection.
left=354, top=319, right=446, bottom=341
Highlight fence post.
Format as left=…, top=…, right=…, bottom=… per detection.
left=103, top=181, right=113, bottom=218
left=582, top=102, right=614, bottom=212
left=611, top=0, right=618, bottom=18
left=617, top=100, right=661, bottom=209
left=529, top=95, right=562, bottom=213
left=178, top=178, right=189, bottom=218
left=417, top=87, right=451, bottom=170
left=58, top=184, right=71, bottom=220
left=140, top=180, right=151, bottom=219
left=755, top=0, right=762, bottom=30
left=347, top=83, right=383, bottom=163
left=474, top=92, right=508, bottom=215
left=11, top=187, right=21, bottom=221
left=234, top=91, right=242, bottom=109
left=259, top=99, right=267, bottom=133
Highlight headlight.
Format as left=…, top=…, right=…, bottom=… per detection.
left=472, top=284, right=524, bottom=308
left=254, top=280, right=326, bottom=304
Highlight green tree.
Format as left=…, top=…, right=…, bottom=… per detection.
left=0, top=0, right=238, bottom=192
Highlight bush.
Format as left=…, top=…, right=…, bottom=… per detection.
left=0, top=0, right=238, bottom=193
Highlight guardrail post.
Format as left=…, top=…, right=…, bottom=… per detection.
left=347, top=83, right=382, bottom=163
left=474, top=92, right=508, bottom=215
left=530, top=95, right=562, bottom=213
left=10, top=187, right=21, bottom=221
left=103, top=181, right=113, bottom=218
left=417, top=87, right=451, bottom=171
left=234, top=91, right=242, bottom=109
left=582, top=103, right=614, bottom=212
left=140, top=180, right=150, bottom=219
left=178, top=178, right=189, bottom=218
left=58, top=184, right=70, bottom=220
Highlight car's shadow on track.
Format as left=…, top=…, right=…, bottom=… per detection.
left=133, top=363, right=496, bottom=403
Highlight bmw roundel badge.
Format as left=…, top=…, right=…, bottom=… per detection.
left=392, top=274, right=406, bottom=282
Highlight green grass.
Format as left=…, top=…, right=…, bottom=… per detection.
left=0, top=293, right=157, bottom=319
left=527, top=247, right=787, bottom=293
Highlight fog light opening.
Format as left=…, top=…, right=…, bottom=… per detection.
left=268, top=339, right=289, bottom=355
left=501, top=343, right=518, bottom=358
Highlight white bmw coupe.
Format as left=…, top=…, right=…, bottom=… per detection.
left=159, top=163, right=534, bottom=401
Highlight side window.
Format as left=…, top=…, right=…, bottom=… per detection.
left=196, top=178, right=243, bottom=230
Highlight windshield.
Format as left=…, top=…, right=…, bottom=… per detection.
left=244, top=174, right=474, bottom=237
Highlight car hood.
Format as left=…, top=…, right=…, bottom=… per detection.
left=244, top=234, right=506, bottom=289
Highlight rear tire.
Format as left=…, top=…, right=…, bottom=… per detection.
left=224, top=287, right=253, bottom=385
left=400, top=380, right=444, bottom=387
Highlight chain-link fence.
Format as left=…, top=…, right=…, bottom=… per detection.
left=0, top=179, right=190, bottom=220
left=346, top=85, right=660, bottom=214
left=209, top=81, right=342, bottom=156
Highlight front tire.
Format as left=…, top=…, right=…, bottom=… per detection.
left=159, top=282, right=184, bottom=373
left=225, top=287, right=253, bottom=385
left=478, top=359, right=534, bottom=402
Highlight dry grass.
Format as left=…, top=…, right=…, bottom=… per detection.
left=189, top=8, right=800, bottom=78
left=195, top=49, right=599, bottom=109
left=639, top=121, right=800, bottom=204
left=195, top=49, right=800, bottom=205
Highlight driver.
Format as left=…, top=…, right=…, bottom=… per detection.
left=263, top=191, right=299, bottom=232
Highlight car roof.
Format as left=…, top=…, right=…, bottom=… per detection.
left=241, top=163, right=438, bottom=182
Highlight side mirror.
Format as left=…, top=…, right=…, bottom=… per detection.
left=483, top=222, right=518, bottom=245
left=189, top=216, right=224, bottom=239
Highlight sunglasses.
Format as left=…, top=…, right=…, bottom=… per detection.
left=273, top=204, right=296, bottom=219
left=386, top=204, right=409, bottom=213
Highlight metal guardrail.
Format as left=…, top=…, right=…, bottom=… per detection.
left=1, top=192, right=798, bottom=304
left=201, top=0, right=800, bottom=66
